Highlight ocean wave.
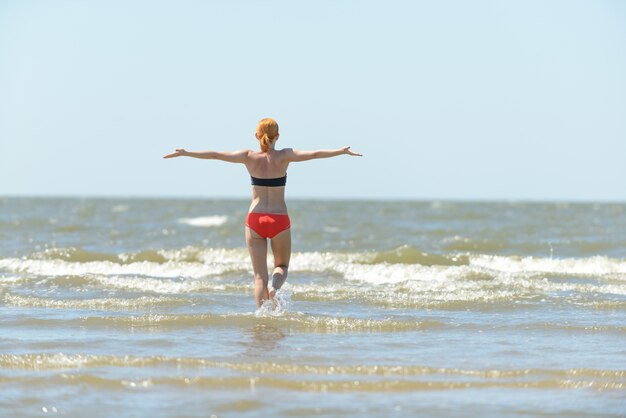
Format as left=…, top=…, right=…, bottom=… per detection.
left=32, top=246, right=246, bottom=264
left=469, top=254, right=626, bottom=275
left=358, top=245, right=468, bottom=266
left=511, top=323, right=626, bottom=334
left=0, top=275, right=26, bottom=284
left=0, top=258, right=221, bottom=279
left=0, top=368, right=622, bottom=392
left=291, top=266, right=626, bottom=308
left=89, top=274, right=245, bottom=294
left=0, top=253, right=249, bottom=280
left=37, top=247, right=131, bottom=263
left=15, top=245, right=626, bottom=274
left=290, top=283, right=529, bottom=309
left=2, top=353, right=624, bottom=382
left=4, top=273, right=249, bottom=295
left=4, top=279, right=625, bottom=316
left=2, top=293, right=192, bottom=310
left=2, top=247, right=625, bottom=307
left=81, top=312, right=439, bottom=332
left=177, top=216, right=228, bottom=227
left=442, top=236, right=507, bottom=253
left=5, top=312, right=440, bottom=332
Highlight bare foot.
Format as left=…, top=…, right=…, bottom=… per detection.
left=268, top=287, right=277, bottom=310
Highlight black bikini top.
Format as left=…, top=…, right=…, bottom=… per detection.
left=250, top=174, right=287, bottom=187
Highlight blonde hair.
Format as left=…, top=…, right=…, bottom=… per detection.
left=256, top=118, right=279, bottom=153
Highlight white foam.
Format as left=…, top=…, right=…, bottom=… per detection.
left=469, top=255, right=626, bottom=275
left=5, top=250, right=622, bottom=284
left=0, top=248, right=253, bottom=279
left=2, top=249, right=625, bottom=303
left=292, top=251, right=626, bottom=283
left=0, top=275, right=25, bottom=284
left=157, top=247, right=248, bottom=264
left=0, top=258, right=245, bottom=279
left=3, top=293, right=188, bottom=309
left=285, top=252, right=626, bottom=305
left=177, top=216, right=228, bottom=227
left=91, top=275, right=234, bottom=294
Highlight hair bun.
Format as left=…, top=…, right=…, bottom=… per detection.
left=257, top=118, right=279, bottom=152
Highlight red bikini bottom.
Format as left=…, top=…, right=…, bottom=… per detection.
left=245, top=213, right=291, bottom=239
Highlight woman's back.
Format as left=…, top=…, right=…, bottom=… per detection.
left=245, top=149, right=290, bottom=214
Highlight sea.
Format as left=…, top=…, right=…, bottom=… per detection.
left=0, top=197, right=625, bottom=417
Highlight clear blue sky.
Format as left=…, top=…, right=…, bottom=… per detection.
left=1, top=0, right=624, bottom=201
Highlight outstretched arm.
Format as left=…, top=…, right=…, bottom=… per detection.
left=286, top=146, right=362, bottom=162
left=163, top=148, right=250, bottom=164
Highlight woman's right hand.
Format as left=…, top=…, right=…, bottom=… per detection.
left=163, top=149, right=187, bottom=159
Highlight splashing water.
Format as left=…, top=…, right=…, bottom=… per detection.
left=255, top=288, right=291, bottom=317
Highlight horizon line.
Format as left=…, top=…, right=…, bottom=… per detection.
left=2, top=193, right=625, bottom=205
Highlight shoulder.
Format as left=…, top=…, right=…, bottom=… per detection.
left=240, top=149, right=256, bottom=157
left=277, top=148, right=295, bottom=157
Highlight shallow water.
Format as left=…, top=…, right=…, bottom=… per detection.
left=1, top=197, right=625, bottom=417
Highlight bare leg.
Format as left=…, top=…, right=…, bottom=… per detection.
left=246, top=227, right=269, bottom=308
left=269, top=228, right=291, bottom=298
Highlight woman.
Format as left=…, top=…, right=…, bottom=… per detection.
left=164, top=118, right=362, bottom=308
